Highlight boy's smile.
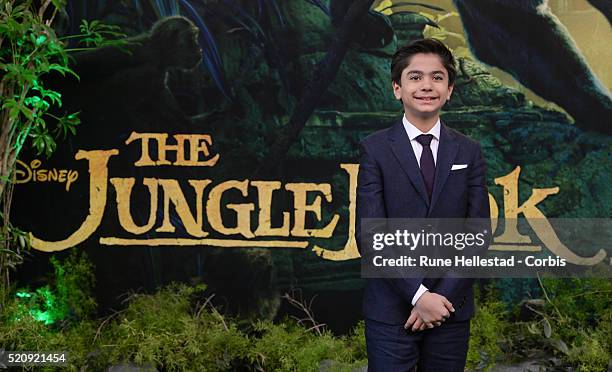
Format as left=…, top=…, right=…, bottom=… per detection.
left=392, top=53, right=453, bottom=122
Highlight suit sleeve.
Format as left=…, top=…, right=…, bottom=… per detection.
left=430, top=143, right=491, bottom=302
left=356, top=141, right=425, bottom=304
left=465, top=144, right=491, bottom=220
left=355, top=142, right=386, bottom=255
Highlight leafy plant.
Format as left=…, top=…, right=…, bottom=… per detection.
left=0, top=0, right=127, bottom=301
left=466, top=286, right=511, bottom=371
left=1, top=275, right=369, bottom=370
left=7, top=250, right=96, bottom=327
left=0, top=250, right=98, bottom=367
left=73, top=19, right=129, bottom=51
left=498, top=276, right=612, bottom=371
left=534, top=277, right=611, bottom=370
left=93, top=283, right=250, bottom=370
left=5, top=276, right=609, bottom=370
left=51, top=249, right=97, bottom=321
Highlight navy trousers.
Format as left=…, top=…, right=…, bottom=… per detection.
left=365, top=318, right=470, bottom=372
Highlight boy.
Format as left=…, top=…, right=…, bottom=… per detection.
left=356, top=38, right=490, bottom=371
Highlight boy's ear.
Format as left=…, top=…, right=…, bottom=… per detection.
left=392, top=80, right=402, bottom=100
left=447, top=84, right=454, bottom=99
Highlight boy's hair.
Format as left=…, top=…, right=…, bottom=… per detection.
left=391, top=38, right=457, bottom=86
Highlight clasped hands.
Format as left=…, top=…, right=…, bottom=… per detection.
left=404, top=291, right=455, bottom=332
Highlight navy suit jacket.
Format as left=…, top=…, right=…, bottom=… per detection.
left=356, top=119, right=490, bottom=325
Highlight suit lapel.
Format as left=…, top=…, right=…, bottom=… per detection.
left=429, top=122, right=458, bottom=214
left=387, top=120, right=430, bottom=206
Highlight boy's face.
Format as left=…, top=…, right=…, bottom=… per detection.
left=392, top=53, right=454, bottom=120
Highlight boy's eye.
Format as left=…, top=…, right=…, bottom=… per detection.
left=433, top=75, right=443, bottom=80
left=408, top=75, right=421, bottom=80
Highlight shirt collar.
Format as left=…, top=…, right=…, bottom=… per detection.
left=402, top=115, right=441, bottom=141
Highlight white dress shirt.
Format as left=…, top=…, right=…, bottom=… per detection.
left=402, top=115, right=440, bottom=167
left=401, top=115, right=441, bottom=305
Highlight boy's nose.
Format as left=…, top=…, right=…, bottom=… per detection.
left=420, top=78, right=433, bottom=90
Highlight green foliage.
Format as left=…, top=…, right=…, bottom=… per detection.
left=466, top=278, right=612, bottom=371
left=5, top=250, right=96, bottom=328
left=0, top=222, right=29, bottom=277
left=565, top=325, right=610, bottom=372
left=0, top=274, right=368, bottom=371
left=2, top=266, right=609, bottom=371
left=345, top=320, right=367, bottom=361
left=251, top=320, right=346, bottom=370
left=0, top=251, right=98, bottom=370
left=494, top=277, right=612, bottom=371
left=15, top=285, right=61, bottom=325
left=539, top=277, right=612, bottom=326
left=76, top=20, right=129, bottom=49
left=466, top=288, right=511, bottom=371
left=0, top=0, right=129, bottom=303
left=1, top=294, right=64, bottom=350
left=0, top=1, right=128, bottom=159
left=51, top=250, right=97, bottom=320
left=94, top=283, right=250, bottom=371
left=1, top=1, right=77, bottom=158
left=535, top=277, right=612, bottom=371
left=94, top=285, right=367, bottom=371
left=0, top=293, right=96, bottom=359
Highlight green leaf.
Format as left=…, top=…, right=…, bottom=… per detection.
left=43, top=134, right=57, bottom=157
left=48, top=64, right=79, bottom=80
left=2, top=63, right=24, bottom=81
left=30, top=129, right=57, bottom=158
left=76, top=19, right=128, bottom=49
left=1, top=98, right=19, bottom=112
left=35, top=86, right=62, bottom=107
left=47, top=63, right=69, bottom=76
left=35, top=34, right=47, bottom=46
left=31, top=134, right=44, bottom=154
left=526, top=322, right=539, bottom=335
left=19, top=105, right=34, bottom=121
left=550, top=338, right=569, bottom=355
left=542, top=318, right=552, bottom=338
left=51, top=0, right=67, bottom=9
left=18, top=235, right=26, bottom=249
left=24, top=95, right=41, bottom=107
left=53, top=111, right=80, bottom=139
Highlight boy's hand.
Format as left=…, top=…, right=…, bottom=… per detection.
left=404, top=291, right=454, bottom=331
left=405, top=309, right=429, bottom=331
left=405, top=308, right=442, bottom=331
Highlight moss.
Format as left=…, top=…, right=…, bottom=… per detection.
left=566, top=330, right=610, bottom=372
left=2, top=254, right=610, bottom=371
left=466, top=291, right=510, bottom=371
left=509, top=278, right=612, bottom=371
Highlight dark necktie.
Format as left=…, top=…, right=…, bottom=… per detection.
left=416, top=134, right=435, bottom=200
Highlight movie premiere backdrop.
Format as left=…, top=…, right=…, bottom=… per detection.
left=12, top=0, right=611, bottom=332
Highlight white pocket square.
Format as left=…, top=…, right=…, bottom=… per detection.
left=451, top=164, right=468, bottom=170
